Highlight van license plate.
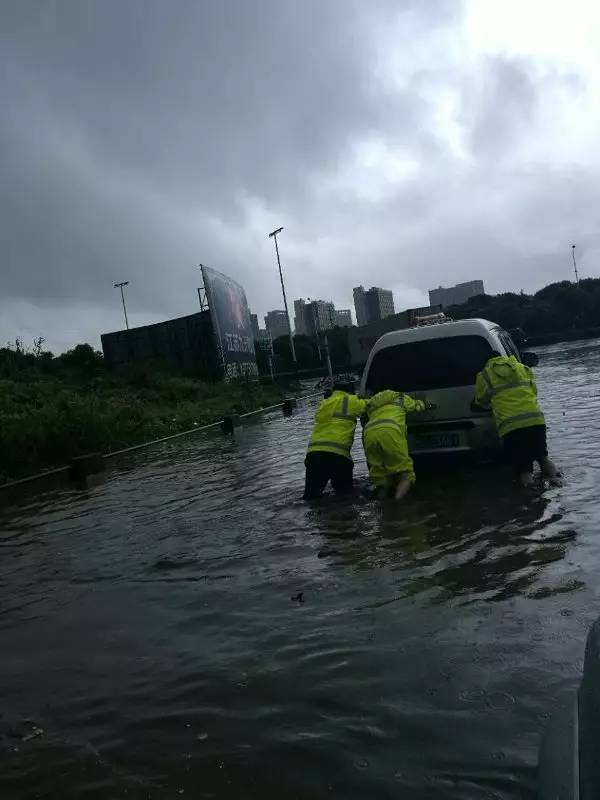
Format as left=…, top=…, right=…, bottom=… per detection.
left=413, top=433, right=461, bottom=450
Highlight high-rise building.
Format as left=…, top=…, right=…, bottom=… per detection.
left=428, top=280, right=485, bottom=308
left=353, top=286, right=368, bottom=327
left=354, top=286, right=395, bottom=325
left=293, top=299, right=353, bottom=334
left=366, top=286, right=395, bottom=322
left=293, top=298, right=336, bottom=336
left=264, top=310, right=290, bottom=340
left=293, top=299, right=307, bottom=336
left=250, top=313, right=260, bottom=340
left=309, top=300, right=335, bottom=335
left=334, top=309, right=353, bottom=327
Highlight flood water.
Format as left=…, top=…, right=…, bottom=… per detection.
left=1, top=340, right=600, bottom=799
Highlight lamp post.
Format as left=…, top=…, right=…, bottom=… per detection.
left=113, top=281, right=130, bottom=329
left=572, top=245, right=580, bottom=285
left=268, top=227, right=297, bottom=364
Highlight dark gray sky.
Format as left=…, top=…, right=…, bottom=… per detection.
left=2, top=0, right=598, bottom=352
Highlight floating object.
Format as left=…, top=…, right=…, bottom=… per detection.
left=21, top=726, right=44, bottom=742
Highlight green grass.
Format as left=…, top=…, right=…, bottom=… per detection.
left=0, top=369, right=286, bottom=483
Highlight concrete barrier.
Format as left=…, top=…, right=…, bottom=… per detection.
left=221, top=415, right=241, bottom=434
left=282, top=398, right=297, bottom=416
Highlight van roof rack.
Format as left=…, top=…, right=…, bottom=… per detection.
left=412, top=313, right=453, bottom=327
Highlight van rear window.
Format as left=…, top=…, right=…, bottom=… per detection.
left=365, top=335, right=494, bottom=392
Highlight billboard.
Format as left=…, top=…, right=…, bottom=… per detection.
left=201, top=265, right=258, bottom=380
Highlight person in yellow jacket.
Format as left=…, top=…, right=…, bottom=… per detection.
left=304, top=381, right=367, bottom=499
left=473, top=353, right=558, bottom=486
left=363, top=389, right=433, bottom=501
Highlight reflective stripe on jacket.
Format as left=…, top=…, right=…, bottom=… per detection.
left=307, top=391, right=367, bottom=460
left=364, top=390, right=426, bottom=439
left=474, top=355, right=544, bottom=437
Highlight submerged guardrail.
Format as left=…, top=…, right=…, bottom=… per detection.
left=0, top=391, right=322, bottom=500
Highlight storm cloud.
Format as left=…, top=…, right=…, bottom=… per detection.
left=1, top=0, right=598, bottom=352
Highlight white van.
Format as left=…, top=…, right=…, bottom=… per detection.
left=359, top=318, right=538, bottom=457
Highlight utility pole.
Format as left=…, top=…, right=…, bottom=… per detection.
left=268, top=227, right=297, bottom=364
left=572, top=245, right=580, bottom=285
left=114, top=281, right=129, bottom=329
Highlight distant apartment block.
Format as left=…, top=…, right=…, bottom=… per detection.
left=334, top=309, right=353, bottom=327
left=294, top=298, right=338, bottom=336
left=353, top=286, right=368, bottom=327
left=428, top=280, right=485, bottom=308
left=353, top=285, right=395, bottom=325
left=293, top=299, right=308, bottom=336
left=250, top=313, right=260, bottom=340
left=264, top=309, right=290, bottom=340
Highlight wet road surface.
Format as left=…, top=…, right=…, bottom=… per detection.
left=1, top=340, right=600, bottom=799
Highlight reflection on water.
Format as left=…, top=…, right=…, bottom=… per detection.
left=1, top=340, right=600, bottom=799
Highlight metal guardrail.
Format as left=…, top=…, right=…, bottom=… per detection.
left=0, top=390, right=323, bottom=496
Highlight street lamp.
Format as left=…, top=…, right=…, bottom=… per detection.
left=268, top=226, right=297, bottom=364
left=572, top=245, right=580, bottom=285
left=114, top=281, right=130, bottom=329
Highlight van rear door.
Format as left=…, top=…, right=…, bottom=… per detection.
left=364, top=334, right=494, bottom=432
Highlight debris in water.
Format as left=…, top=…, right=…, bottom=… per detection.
left=291, top=592, right=304, bottom=603
left=22, top=726, right=44, bottom=742
left=196, top=732, right=209, bottom=741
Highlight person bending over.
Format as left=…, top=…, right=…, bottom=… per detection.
left=473, top=353, right=558, bottom=487
left=304, top=382, right=366, bottom=500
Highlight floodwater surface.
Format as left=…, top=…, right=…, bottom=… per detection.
left=1, top=340, right=600, bottom=799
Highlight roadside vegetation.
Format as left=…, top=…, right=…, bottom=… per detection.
left=446, top=278, right=600, bottom=341
left=0, top=340, right=286, bottom=482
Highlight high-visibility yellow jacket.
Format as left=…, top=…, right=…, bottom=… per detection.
left=474, top=355, right=544, bottom=438
left=307, top=391, right=367, bottom=460
left=364, top=389, right=426, bottom=436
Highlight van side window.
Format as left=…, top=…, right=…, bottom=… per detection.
left=498, top=331, right=521, bottom=360
left=365, top=335, right=494, bottom=393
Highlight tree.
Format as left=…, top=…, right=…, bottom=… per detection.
left=446, top=277, right=600, bottom=338
left=324, top=327, right=351, bottom=367
left=59, top=344, right=104, bottom=372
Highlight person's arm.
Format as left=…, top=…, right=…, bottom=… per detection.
left=525, top=366, right=538, bottom=396
left=347, top=395, right=368, bottom=417
left=402, top=394, right=427, bottom=413
left=367, top=389, right=400, bottom=412
left=472, top=371, right=491, bottom=410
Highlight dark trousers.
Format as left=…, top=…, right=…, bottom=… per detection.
left=502, top=424, right=548, bottom=473
left=304, top=451, right=354, bottom=500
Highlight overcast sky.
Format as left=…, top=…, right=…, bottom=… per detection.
left=2, top=0, right=600, bottom=353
